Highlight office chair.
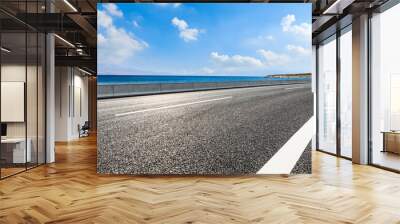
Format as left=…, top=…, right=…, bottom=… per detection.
left=79, top=121, right=90, bottom=138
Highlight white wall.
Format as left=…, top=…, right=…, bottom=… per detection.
left=55, top=66, right=70, bottom=141
left=1, top=64, right=26, bottom=81
left=55, top=67, right=89, bottom=141
left=1, top=63, right=46, bottom=164
left=1, top=65, right=28, bottom=138
left=1, top=82, right=25, bottom=122
left=71, top=72, right=89, bottom=138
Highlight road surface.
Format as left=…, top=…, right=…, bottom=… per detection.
left=97, top=84, right=313, bottom=175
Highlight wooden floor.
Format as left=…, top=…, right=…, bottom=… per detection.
left=0, top=167, right=26, bottom=178
left=1, top=135, right=400, bottom=223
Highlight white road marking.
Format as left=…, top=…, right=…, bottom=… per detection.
left=115, top=96, right=233, bottom=117
left=257, top=116, right=314, bottom=174
left=285, top=86, right=306, bottom=90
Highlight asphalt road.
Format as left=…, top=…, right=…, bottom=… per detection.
left=97, top=84, right=313, bottom=175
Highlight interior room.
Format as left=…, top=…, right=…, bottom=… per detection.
left=54, top=66, right=91, bottom=141
left=0, top=0, right=97, bottom=179
left=314, top=0, right=400, bottom=173
left=370, top=2, right=400, bottom=171
left=0, top=0, right=400, bottom=223
left=0, top=6, right=46, bottom=178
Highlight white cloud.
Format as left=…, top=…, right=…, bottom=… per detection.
left=171, top=17, right=201, bottom=42
left=281, top=14, right=295, bottom=31
left=245, top=34, right=274, bottom=47
left=98, top=33, right=106, bottom=44
left=98, top=9, right=148, bottom=65
left=207, top=52, right=266, bottom=74
left=180, top=28, right=199, bottom=42
left=211, top=52, right=229, bottom=62
left=281, top=14, right=311, bottom=39
left=265, top=35, right=274, bottom=40
left=210, top=50, right=293, bottom=70
left=204, top=47, right=309, bottom=75
left=210, top=52, right=263, bottom=67
left=133, top=20, right=140, bottom=28
left=98, top=10, right=113, bottom=28
left=257, top=49, right=290, bottom=66
left=172, top=17, right=188, bottom=30
left=103, top=3, right=123, bottom=18
left=157, top=3, right=181, bottom=8
left=253, top=35, right=275, bottom=42
left=286, top=44, right=311, bottom=55
left=202, top=67, right=215, bottom=74
left=231, top=55, right=264, bottom=67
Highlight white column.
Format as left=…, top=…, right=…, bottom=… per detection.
left=46, top=32, right=55, bottom=163
left=352, top=14, right=369, bottom=164
left=55, top=67, right=74, bottom=141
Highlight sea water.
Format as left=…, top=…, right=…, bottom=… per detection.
left=97, top=75, right=307, bottom=85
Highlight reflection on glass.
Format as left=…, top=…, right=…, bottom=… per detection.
left=27, top=32, right=38, bottom=169
left=38, top=33, right=46, bottom=165
left=0, top=0, right=47, bottom=178
left=340, top=28, right=352, bottom=158
left=390, top=75, right=400, bottom=130
left=371, top=3, right=400, bottom=171
left=1, top=31, right=27, bottom=177
left=318, top=36, right=337, bottom=154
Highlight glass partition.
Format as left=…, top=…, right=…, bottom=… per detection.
left=37, top=32, right=45, bottom=165
left=0, top=1, right=46, bottom=179
left=1, top=30, right=28, bottom=177
left=370, top=3, right=400, bottom=171
left=27, top=31, right=38, bottom=169
left=317, top=35, right=337, bottom=154
left=339, top=26, right=352, bottom=158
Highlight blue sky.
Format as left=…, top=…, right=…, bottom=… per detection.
left=98, top=3, right=311, bottom=76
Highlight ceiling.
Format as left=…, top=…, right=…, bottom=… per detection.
left=0, top=0, right=97, bottom=74
left=311, top=0, right=391, bottom=43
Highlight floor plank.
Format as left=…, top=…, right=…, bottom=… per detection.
left=1, top=135, right=400, bottom=223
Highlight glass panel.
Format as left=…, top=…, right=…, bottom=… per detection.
left=371, top=4, right=400, bottom=171
left=0, top=15, right=2, bottom=178
left=0, top=6, right=2, bottom=179
left=74, top=86, right=82, bottom=137
left=1, top=30, right=27, bottom=177
left=27, top=31, right=38, bottom=169
left=318, top=35, right=337, bottom=154
left=38, top=32, right=45, bottom=165
left=340, top=27, right=352, bottom=158
left=0, top=1, right=46, bottom=178
left=26, top=0, right=39, bottom=169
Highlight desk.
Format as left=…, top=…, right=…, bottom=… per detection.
left=1, top=138, right=31, bottom=163
left=382, top=131, right=400, bottom=155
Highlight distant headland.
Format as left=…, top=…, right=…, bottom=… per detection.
left=268, top=73, right=311, bottom=79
